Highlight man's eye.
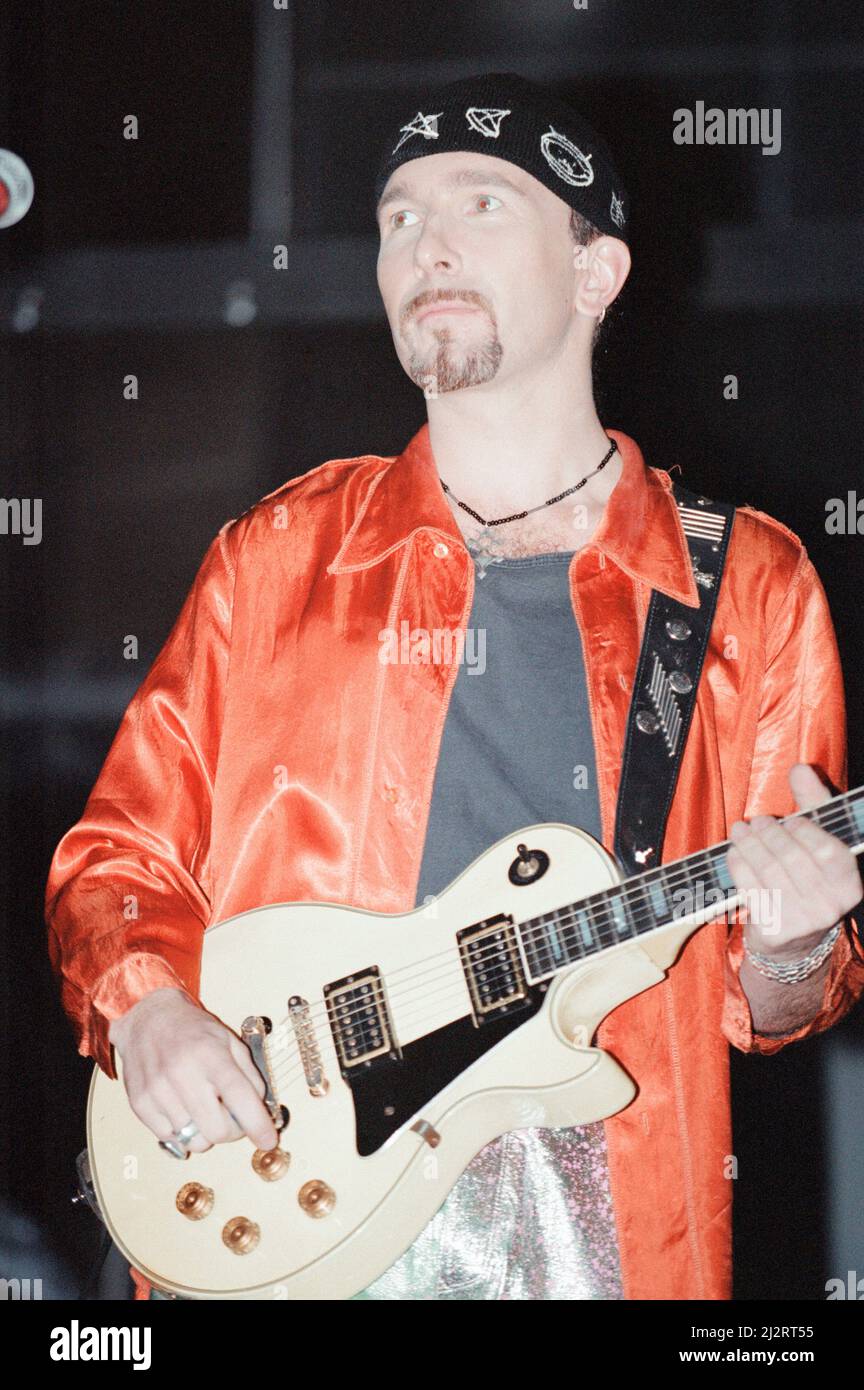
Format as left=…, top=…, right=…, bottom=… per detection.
left=474, top=194, right=502, bottom=213
left=390, top=209, right=420, bottom=229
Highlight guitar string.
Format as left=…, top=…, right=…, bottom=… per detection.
left=263, top=890, right=811, bottom=1093
left=265, top=806, right=864, bottom=1073
left=262, top=807, right=862, bottom=1087
left=266, top=882, right=711, bottom=1092
left=269, top=907, right=846, bottom=1096
left=264, top=881, right=830, bottom=1093
left=269, top=979, right=477, bottom=1091
left=266, top=878, right=738, bottom=1088
left=267, top=884, right=738, bottom=1087
left=264, top=803, right=860, bottom=1045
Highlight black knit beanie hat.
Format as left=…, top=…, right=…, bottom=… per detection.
left=374, top=71, right=630, bottom=243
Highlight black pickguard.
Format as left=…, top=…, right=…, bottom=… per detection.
left=347, top=985, right=547, bottom=1156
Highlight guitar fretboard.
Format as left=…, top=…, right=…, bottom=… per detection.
left=518, top=786, right=864, bottom=980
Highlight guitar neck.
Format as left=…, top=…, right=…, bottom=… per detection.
left=518, top=785, right=864, bottom=980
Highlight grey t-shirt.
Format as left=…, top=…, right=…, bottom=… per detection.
left=355, top=552, right=625, bottom=1300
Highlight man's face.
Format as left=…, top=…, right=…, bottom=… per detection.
left=376, top=150, right=579, bottom=397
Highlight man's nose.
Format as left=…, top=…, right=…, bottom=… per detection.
left=413, top=217, right=461, bottom=275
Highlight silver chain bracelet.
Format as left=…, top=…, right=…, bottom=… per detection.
left=744, top=922, right=842, bottom=983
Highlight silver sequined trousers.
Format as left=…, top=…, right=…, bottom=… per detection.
left=352, top=1120, right=624, bottom=1300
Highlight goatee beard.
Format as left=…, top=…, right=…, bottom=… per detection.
left=408, top=327, right=503, bottom=397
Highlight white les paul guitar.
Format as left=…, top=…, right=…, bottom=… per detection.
left=85, top=787, right=864, bottom=1299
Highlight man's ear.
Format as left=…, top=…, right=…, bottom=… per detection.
left=573, top=235, right=631, bottom=318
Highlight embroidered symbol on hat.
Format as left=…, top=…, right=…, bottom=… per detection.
left=392, top=111, right=444, bottom=155
left=465, top=106, right=512, bottom=138
left=610, top=190, right=625, bottom=227
left=539, top=126, right=594, bottom=186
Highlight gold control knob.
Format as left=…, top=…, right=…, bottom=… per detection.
left=221, top=1217, right=261, bottom=1254
left=252, top=1146, right=291, bottom=1181
left=175, top=1182, right=214, bottom=1220
left=297, top=1179, right=336, bottom=1218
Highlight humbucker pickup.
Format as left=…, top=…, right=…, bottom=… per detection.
left=324, top=966, right=398, bottom=1076
left=457, top=913, right=528, bottom=1025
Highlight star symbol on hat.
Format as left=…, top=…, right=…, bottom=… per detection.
left=392, top=111, right=444, bottom=155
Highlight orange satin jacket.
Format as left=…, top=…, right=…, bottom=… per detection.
left=45, top=423, right=864, bottom=1301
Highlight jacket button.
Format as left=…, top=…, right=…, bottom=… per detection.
left=433, top=542, right=449, bottom=558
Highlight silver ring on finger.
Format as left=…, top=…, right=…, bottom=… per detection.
left=158, top=1138, right=190, bottom=1160
left=174, top=1120, right=200, bottom=1146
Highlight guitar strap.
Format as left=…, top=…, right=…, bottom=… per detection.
left=613, top=478, right=736, bottom=880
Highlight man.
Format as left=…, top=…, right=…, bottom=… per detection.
left=46, top=73, right=864, bottom=1301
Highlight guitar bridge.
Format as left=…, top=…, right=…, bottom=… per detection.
left=457, top=913, right=528, bottom=1026
left=288, top=996, right=329, bottom=1096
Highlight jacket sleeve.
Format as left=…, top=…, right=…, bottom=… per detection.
left=721, top=545, right=864, bottom=1055
left=44, top=520, right=239, bottom=1080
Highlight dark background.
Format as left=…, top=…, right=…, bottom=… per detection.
left=1, top=0, right=862, bottom=1300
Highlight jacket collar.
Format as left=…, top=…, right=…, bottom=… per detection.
left=329, top=422, right=700, bottom=607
